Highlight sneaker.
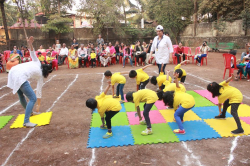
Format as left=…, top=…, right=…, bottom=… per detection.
left=173, top=129, right=185, bottom=134
left=30, top=112, right=40, bottom=116
left=120, top=100, right=125, bottom=104
left=214, top=114, right=226, bottom=119
left=139, top=120, right=146, bottom=125
left=23, top=122, right=37, bottom=128
left=231, top=128, right=244, bottom=134
left=197, top=63, right=200, bottom=66
left=103, top=132, right=113, bottom=138
left=141, top=128, right=153, bottom=135
left=113, top=96, right=120, bottom=98
left=100, top=124, right=107, bottom=129
left=123, top=66, right=125, bottom=68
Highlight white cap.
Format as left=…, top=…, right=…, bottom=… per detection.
left=156, top=25, right=163, bottom=31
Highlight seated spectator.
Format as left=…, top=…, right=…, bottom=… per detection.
left=97, top=43, right=103, bottom=62
left=119, top=42, right=125, bottom=61
left=142, top=41, right=148, bottom=49
left=68, top=45, right=78, bottom=69
left=135, top=41, right=146, bottom=66
left=246, top=61, right=250, bottom=81
left=108, top=42, right=116, bottom=61
left=22, top=46, right=31, bottom=62
left=114, top=41, right=121, bottom=63
left=195, top=41, right=210, bottom=66
left=20, top=45, right=25, bottom=56
left=145, top=40, right=155, bottom=64
left=0, top=52, right=3, bottom=70
left=123, top=44, right=133, bottom=68
left=235, top=59, right=247, bottom=80
left=90, top=49, right=96, bottom=68
left=11, top=46, right=23, bottom=57
left=77, top=44, right=87, bottom=68
left=6, top=49, right=21, bottom=72
left=55, top=40, right=61, bottom=52
left=37, top=52, right=45, bottom=63
left=37, top=45, right=46, bottom=53
left=100, top=43, right=111, bottom=67
left=72, top=38, right=79, bottom=50
left=52, top=44, right=56, bottom=51
left=58, top=43, right=68, bottom=65
left=175, top=42, right=186, bottom=64
left=46, top=52, right=58, bottom=70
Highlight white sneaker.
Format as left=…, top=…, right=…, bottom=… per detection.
left=197, top=63, right=200, bottom=66
left=141, top=128, right=153, bottom=135
left=23, top=122, right=37, bottom=128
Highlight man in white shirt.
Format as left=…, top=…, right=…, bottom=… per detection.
left=58, top=43, right=68, bottom=65
left=78, top=44, right=87, bottom=67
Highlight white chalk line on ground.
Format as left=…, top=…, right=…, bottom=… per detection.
left=182, top=142, right=203, bottom=166
left=0, top=75, right=57, bottom=115
left=89, top=74, right=105, bottom=166
left=0, top=85, right=7, bottom=90
left=0, top=92, right=12, bottom=99
left=1, top=74, right=79, bottom=166
left=228, top=136, right=240, bottom=166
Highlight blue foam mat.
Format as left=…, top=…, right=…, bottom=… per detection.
left=87, top=125, right=134, bottom=148
left=92, top=103, right=126, bottom=114
left=168, top=120, right=222, bottom=141
left=192, top=106, right=233, bottom=119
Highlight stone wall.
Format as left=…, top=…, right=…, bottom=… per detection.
left=179, top=20, right=250, bottom=48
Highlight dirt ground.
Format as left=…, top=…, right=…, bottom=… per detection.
left=0, top=50, right=250, bottom=166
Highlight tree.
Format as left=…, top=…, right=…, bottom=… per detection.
left=0, top=1, right=18, bottom=26
left=39, top=0, right=73, bottom=16
left=0, top=0, right=10, bottom=49
left=242, top=8, right=250, bottom=36
left=41, top=14, right=72, bottom=39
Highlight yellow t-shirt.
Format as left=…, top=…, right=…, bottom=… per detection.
left=157, top=72, right=172, bottom=87
left=163, top=80, right=186, bottom=92
left=38, top=56, right=45, bottom=61
left=111, top=72, right=126, bottom=85
left=133, top=89, right=158, bottom=107
left=95, top=92, right=122, bottom=118
left=136, top=68, right=149, bottom=85
left=218, top=81, right=243, bottom=104
left=46, top=56, right=55, bottom=63
left=174, top=64, right=187, bottom=81
left=173, top=87, right=195, bottom=110
left=69, top=49, right=76, bottom=56
left=91, top=53, right=96, bottom=59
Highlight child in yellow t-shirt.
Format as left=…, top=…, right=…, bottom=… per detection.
left=163, top=72, right=195, bottom=134
left=151, top=63, right=172, bottom=89
left=174, top=60, right=188, bottom=84
left=128, top=64, right=152, bottom=91
left=46, top=52, right=55, bottom=64
left=90, top=49, right=96, bottom=68
left=126, top=89, right=162, bottom=136
left=86, top=84, right=122, bottom=139
left=37, top=52, right=45, bottom=63
left=207, top=73, right=244, bottom=134
left=104, top=70, right=126, bottom=103
left=161, top=70, right=186, bottom=92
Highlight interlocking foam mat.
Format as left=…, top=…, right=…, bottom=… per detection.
left=87, top=90, right=250, bottom=148
left=10, top=112, right=53, bottom=129
left=194, top=90, right=218, bottom=105
left=0, top=116, right=14, bottom=129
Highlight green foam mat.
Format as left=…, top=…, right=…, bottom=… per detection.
left=186, top=91, right=215, bottom=107
left=130, top=123, right=180, bottom=145
left=0, top=116, right=14, bottom=129
left=91, top=112, right=129, bottom=127
left=124, top=102, right=158, bottom=112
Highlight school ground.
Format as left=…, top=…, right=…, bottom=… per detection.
left=0, top=50, right=250, bottom=166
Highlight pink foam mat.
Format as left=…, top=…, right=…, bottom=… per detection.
left=240, top=117, right=250, bottom=125
left=126, top=110, right=166, bottom=125
left=155, top=100, right=166, bottom=110
left=194, top=90, right=218, bottom=105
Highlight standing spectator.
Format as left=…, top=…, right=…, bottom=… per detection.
left=96, top=34, right=104, bottom=45
left=37, top=45, right=46, bottom=53
left=58, top=43, right=68, bottom=65
left=149, top=25, right=173, bottom=74
left=135, top=41, right=147, bottom=67
left=11, top=46, right=23, bottom=57
left=145, top=40, right=155, bottom=64
left=175, top=42, right=186, bottom=64
left=72, top=38, right=79, bottom=50
left=22, top=47, right=31, bottom=62
left=78, top=44, right=87, bottom=68
left=55, top=40, right=61, bottom=52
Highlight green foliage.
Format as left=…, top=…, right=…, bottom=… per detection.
left=241, top=8, right=250, bottom=35
left=213, top=19, right=226, bottom=32
left=0, top=1, right=18, bottom=26
left=41, top=14, right=72, bottom=34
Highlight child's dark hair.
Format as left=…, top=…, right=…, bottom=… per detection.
left=104, top=70, right=112, bottom=77
left=160, top=84, right=165, bottom=90
left=91, top=49, right=95, bottom=52
left=175, top=69, right=183, bottom=78
left=129, top=70, right=137, bottom=78
left=150, top=76, right=157, bottom=85
left=86, top=98, right=97, bottom=111
left=156, top=90, right=164, bottom=100
left=207, top=82, right=222, bottom=98
left=126, top=91, right=135, bottom=102
left=41, top=62, right=53, bottom=78
left=162, top=91, right=175, bottom=107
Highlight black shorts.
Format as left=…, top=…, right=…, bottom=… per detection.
left=180, top=76, right=186, bottom=83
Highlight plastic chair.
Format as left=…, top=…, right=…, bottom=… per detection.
left=184, top=47, right=194, bottom=63
left=4, top=50, right=10, bottom=63
left=123, top=48, right=132, bottom=66
left=0, top=65, right=4, bottom=73
left=223, top=53, right=237, bottom=79
left=172, top=47, right=179, bottom=64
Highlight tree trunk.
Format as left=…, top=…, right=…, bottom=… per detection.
left=0, top=1, right=10, bottom=50
left=193, top=0, right=197, bottom=36
left=123, top=4, right=127, bottom=25
left=16, top=1, right=28, bottom=40
left=58, top=0, right=60, bottom=16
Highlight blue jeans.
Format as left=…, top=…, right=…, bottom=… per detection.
left=17, top=81, right=37, bottom=124
left=116, top=84, right=125, bottom=100
left=157, top=63, right=167, bottom=74
left=196, top=54, right=207, bottom=63
left=123, top=56, right=133, bottom=66
left=174, top=105, right=194, bottom=130
left=241, top=52, right=247, bottom=61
